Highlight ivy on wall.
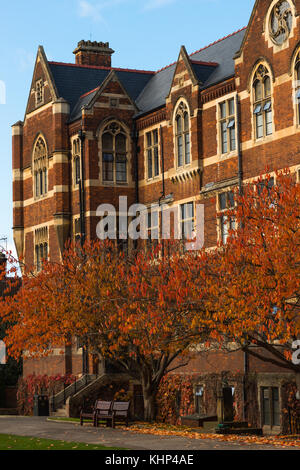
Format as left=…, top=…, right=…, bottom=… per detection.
left=17, top=374, right=76, bottom=416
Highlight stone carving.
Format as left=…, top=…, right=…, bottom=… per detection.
left=269, top=1, right=293, bottom=45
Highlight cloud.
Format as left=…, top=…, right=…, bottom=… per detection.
left=144, top=0, right=176, bottom=10
left=77, top=0, right=127, bottom=23
left=78, top=1, right=104, bottom=22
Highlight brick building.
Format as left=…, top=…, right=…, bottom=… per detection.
left=12, top=0, right=300, bottom=432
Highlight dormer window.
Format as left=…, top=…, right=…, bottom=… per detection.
left=175, top=102, right=191, bottom=168
left=35, top=79, right=44, bottom=107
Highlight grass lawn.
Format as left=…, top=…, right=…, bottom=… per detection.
left=0, top=434, right=125, bottom=450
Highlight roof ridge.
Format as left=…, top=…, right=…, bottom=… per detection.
left=49, top=61, right=155, bottom=75
left=155, top=27, right=247, bottom=74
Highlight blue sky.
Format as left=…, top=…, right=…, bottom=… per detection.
left=0, top=0, right=254, bottom=259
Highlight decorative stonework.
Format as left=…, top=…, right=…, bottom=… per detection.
left=269, top=1, right=293, bottom=46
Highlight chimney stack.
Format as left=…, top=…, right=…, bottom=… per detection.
left=73, top=40, right=115, bottom=67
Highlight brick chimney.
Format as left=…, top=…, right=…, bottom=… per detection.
left=73, top=40, right=115, bottom=67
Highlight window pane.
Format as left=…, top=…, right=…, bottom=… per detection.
left=220, top=102, right=226, bottom=119
left=44, top=169, right=47, bottom=194
left=185, top=133, right=190, bottom=164
left=262, top=388, right=271, bottom=426
left=264, top=76, right=271, bottom=97
left=272, top=388, right=280, bottom=427
left=35, top=173, right=39, bottom=197
left=254, top=80, right=262, bottom=101
left=184, top=112, right=189, bottom=132
left=228, top=98, right=235, bottom=116
left=116, top=155, right=127, bottom=182
left=147, top=132, right=152, bottom=148
left=178, top=135, right=183, bottom=166
left=148, top=149, right=153, bottom=179
left=256, top=113, right=263, bottom=138
left=265, top=109, right=273, bottom=136
left=102, top=132, right=113, bottom=150
left=221, top=215, right=228, bottom=244
left=103, top=161, right=113, bottom=181
left=116, top=133, right=126, bottom=153
left=219, top=193, right=227, bottom=210
left=176, top=115, right=182, bottom=134
left=221, top=121, right=228, bottom=153
left=154, top=147, right=159, bottom=176
left=228, top=191, right=235, bottom=208
left=230, top=126, right=236, bottom=151
left=75, top=157, right=80, bottom=184
left=40, top=171, right=43, bottom=195
left=153, top=129, right=158, bottom=145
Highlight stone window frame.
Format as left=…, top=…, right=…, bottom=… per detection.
left=217, top=189, right=236, bottom=245
left=252, top=64, right=273, bottom=141
left=260, top=385, right=281, bottom=430
left=35, top=79, right=44, bottom=107
left=293, top=50, right=300, bottom=127
left=145, top=128, right=160, bottom=181
left=33, top=135, right=48, bottom=200
left=99, top=120, right=130, bottom=186
left=179, top=200, right=195, bottom=241
left=264, top=0, right=295, bottom=53
left=173, top=100, right=191, bottom=170
left=71, top=137, right=81, bottom=187
left=217, top=94, right=237, bottom=157
left=34, top=226, right=48, bottom=272
left=147, top=205, right=160, bottom=248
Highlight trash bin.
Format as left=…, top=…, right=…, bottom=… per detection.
left=33, top=394, right=49, bottom=416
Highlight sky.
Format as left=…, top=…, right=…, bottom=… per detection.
left=0, top=0, right=255, bottom=260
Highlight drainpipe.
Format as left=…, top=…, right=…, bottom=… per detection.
left=236, top=92, right=248, bottom=419
left=159, top=125, right=165, bottom=257
left=78, top=123, right=87, bottom=374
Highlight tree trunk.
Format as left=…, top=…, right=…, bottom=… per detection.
left=141, top=370, right=157, bottom=422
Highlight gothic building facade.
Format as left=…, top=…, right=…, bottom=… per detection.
left=12, top=0, right=300, bottom=432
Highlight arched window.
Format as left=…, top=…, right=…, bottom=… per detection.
left=72, top=138, right=81, bottom=185
left=33, top=136, right=48, bottom=198
left=294, top=51, right=300, bottom=124
left=101, top=122, right=128, bottom=183
left=175, top=102, right=190, bottom=168
left=253, top=65, right=273, bottom=139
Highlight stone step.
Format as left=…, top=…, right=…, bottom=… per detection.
left=216, top=427, right=263, bottom=436
left=0, top=408, right=18, bottom=415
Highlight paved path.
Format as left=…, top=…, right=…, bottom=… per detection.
left=0, top=416, right=297, bottom=451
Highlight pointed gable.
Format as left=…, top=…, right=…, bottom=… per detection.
left=25, top=46, right=58, bottom=116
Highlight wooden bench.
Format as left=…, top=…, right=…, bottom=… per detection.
left=80, top=400, right=112, bottom=427
left=95, top=401, right=130, bottom=428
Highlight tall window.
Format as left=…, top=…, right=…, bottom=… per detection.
left=33, top=136, right=48, bottom=198
left=294, top=51, right=300, bottom=124
left=175, top=102, right=191, bottom=168
left=147, top=209, right=159, bottom=247
left=219, top=98, right=236, bottom=154
left=146, top=129, right=159, bottom=179
left=72, top=138, right=81, bottom=186
left=35, top=227, right=48, bottom=272
left=101, top=122, right=128, bottom=184
left=218, top=191, right=236, bottom=244
left=253, top=65, right=273, bottom=139
left=180, top=202, right=194, bottom=240
left=261, top=387, right=280, bottom=428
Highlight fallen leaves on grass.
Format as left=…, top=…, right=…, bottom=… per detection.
left=120, top=423, right=300, bottom=448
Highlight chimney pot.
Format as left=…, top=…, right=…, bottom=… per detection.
left=73, top=40, right=114, bottom=67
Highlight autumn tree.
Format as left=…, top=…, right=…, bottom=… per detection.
left=0, top=240, right=209, bottom=421
left=184, top=171, right=300, bottom=386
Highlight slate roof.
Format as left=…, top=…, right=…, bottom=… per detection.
left=135, top=28, right=246, bottom=115
left=48, top=27, right=246, bottom=122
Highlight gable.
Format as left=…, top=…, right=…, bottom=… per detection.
left=25, top=46, right=58, bottom=117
